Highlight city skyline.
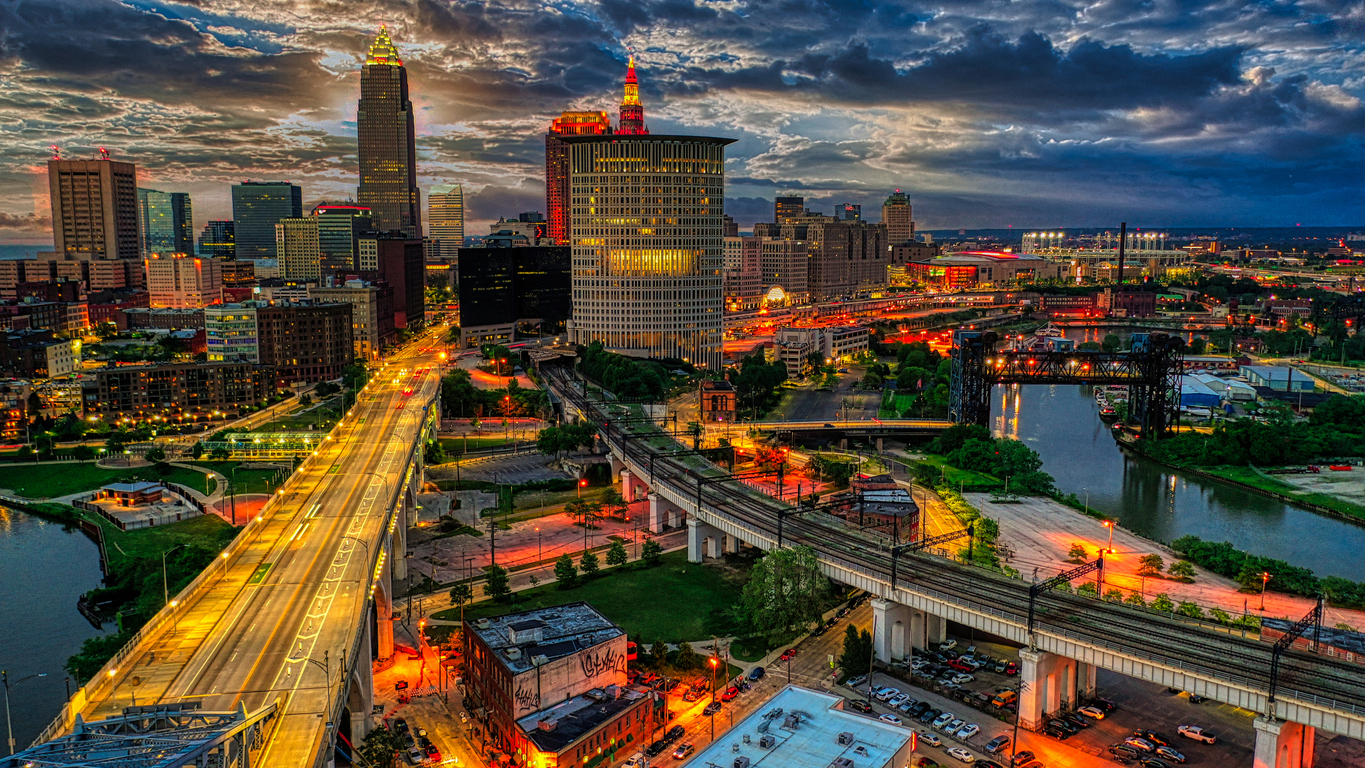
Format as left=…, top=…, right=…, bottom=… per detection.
left=0, top=0, right=1363, bottom=246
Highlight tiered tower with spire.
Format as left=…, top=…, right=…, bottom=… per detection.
left=617, top=55, right=648, bottom=135
left=357, top=26, right=420, bottom=237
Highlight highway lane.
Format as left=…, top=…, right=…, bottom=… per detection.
left=65, top=329, right=447, bottom=767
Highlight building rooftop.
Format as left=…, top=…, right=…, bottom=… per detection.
left=937, top=251, right=1047, bottom=263
left=1241, top=365, right=1313, bottom=382
left=467, top=602, right=623, bottom=675
left=515, top=687, right=647, bottom=753
left=686, top=686, right=912, bottom=768
left=1264, top=618, right=1365, bottom=656
left=558, top=133, right=737, bottom=147
left=102, top=481, right=163, bottom=493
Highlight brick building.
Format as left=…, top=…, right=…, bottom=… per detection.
left=255, top=302, right=354, bottom=384
left=79, top=361, right=274, bottom=420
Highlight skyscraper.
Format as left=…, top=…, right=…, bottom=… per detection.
left=48, top=155, right=141, bottom=261
left=144, top=253, right=222, bottom=308
left=839, top=203, right=862, bottom=222
left=545, top=112, right=612, bottom=245
left=231, top=181, right=302, bottom=259
left=775, top=196, right=804, bottom=224
left=617, top=56, right=649, bottom=135
left=137, top=189, right=193, bottom=255
left=428, top=184, right=465, bottom=258
left=883, top=190, right=914, bottom=244
left=275, top=218, right=321, bottom=280
left=198, top=221, right=235, bottom=259
left=358, top=26, right=420, bottom=237
left=311, top=203, right=372, bottom=271
left=566, top=134, right=732, bottom=369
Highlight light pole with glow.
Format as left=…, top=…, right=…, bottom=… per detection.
left=1260, top=572, right=1272, bottom=610
left=1102, top=519, right=1114, bottom=554
left=3, top=670, right=47, bottom=755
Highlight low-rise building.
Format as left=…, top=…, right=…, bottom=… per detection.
left=204, top=300, right=352, bottom=384
left=0, top=329, right=80, bottom=379
left=700, top=378, right=737, bottom=423
left=145, top=253, right=223, bottom=308
left=463, top=602, right=648, bottom=767
left=1242, top=365, right=1315, bottom=393
left=205, top=304, right=261, bottom=363
left=823, top=325, right=869, bottom=362
left=683, top=686, right=914, bottom=768
left=87, top=289, right=150, bottom=327
left=777, top=327, right=821, bottom=379
left=80, top=361, right=274, bottom=420
left=118, top=307, right=205, bottom=331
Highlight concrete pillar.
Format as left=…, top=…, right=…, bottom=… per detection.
left=876, top=438, right=884, bottom=453
left=705, top=533, right=722, bottom=559
left=610, top=456, right=626, bottom=481
left=1254, top=717, right=1316, bottom=768
left=667, top=506, right=682, bottom=528
left=392, top=503, right=408, bottom=581
left=621, top=469, right=635, bottom=502
left=687, top=518, right=706, bottom=564
left=1018, top=649, right=1076, bottom=730
left=924, top=613, right=947, bottom=646
left=374, top=573, right=394, bottom=661
left=872, top=599, right=912, bottom=662
left=646, top=493, right=664, bottom=534
left=724, top=534, right=740, bottom=554
left=1076, top=661, right=1098, bottom=701
left=840, top=438, right=848, bottom=450
left=348, top=616, right=375, bottom=741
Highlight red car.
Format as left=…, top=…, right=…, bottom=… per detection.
left=948, top=660, right=973, bottom=672
left=780, top=648, right=798, bottom=661
left=1004, top=662, right=1018, bottom=676
left=721, top=686, right=739, bottom=702
left=424, top=743, right=441, bottom=762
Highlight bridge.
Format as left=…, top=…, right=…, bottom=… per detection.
left=543, top=361, right=1365, bottom=766
left=15, top=333, right=446, bottom=768
left=746, top=418, right=953, bottom=442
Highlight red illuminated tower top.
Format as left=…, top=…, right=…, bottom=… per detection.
left=618, top=55, right=648, bottom=135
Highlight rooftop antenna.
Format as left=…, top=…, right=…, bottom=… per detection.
left=98, top=147, right=110, bottom=160
left=51, top=145, right=60, bottom=160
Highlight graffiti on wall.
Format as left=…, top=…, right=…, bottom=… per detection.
left=514, top=685, right=541, bottom=712
left=578, top=646, right=626, bottom=678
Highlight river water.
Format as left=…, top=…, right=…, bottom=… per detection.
left=0, top=508, right=106, bottom=749
left=991, top=383, right=1365, bottom=581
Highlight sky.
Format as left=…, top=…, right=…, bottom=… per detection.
left=1, top=0, right=1363, bottom=246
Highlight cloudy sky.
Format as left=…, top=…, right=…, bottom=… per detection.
left=1, top=0, right=1363, bottom=245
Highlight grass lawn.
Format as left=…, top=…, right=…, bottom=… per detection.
left=511, top=485, right=610, bottom=514
left=432, top=551, right=745, bottom=644
left=878, top=392, right=916, bottom=419
left=186, top=461, right=287, bottom=495
left=250, top=397, right=343, bottom=433
left=0, top=461, right=213, bottom=499
left=439, top=436, right=520, bottom=455
left=916, top=454, right=1001, bottom=488
left=91, top=513, right=240, bottom=569
left=1201, top=466, right=1365, bottom=522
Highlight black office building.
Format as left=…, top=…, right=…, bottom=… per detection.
left=457, top=246, right=570, bottom=347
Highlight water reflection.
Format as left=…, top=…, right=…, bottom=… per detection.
left=991, top=384, right=1365, bottom=581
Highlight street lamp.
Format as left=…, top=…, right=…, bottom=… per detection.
left=3, top=670, right=47, bottom=755
left=1102, top=520, right=1114, bottom=554
left=535, top=526, right=542, bottom=563
left=1260, top=572, right=1272, bottom=610
left=162, top=543, right=186, bottom=608
left=708, top=656, right=720, bottom=741
left=577, top=478, right=587, bottom=498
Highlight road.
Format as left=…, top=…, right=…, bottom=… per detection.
left=61, top=330, right=446, bottom=766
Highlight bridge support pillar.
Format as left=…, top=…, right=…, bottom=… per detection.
left=724, top=534, right=741, bottom=554
left=647, top=493, right=664, bottom=533
left=876, top=438, right=884, bottom=453
left=872, top=599, right=912, bottom=662
left=375, top=573, right=395, bottom=661
left=1254, top=717, right=1315, bottom=768
left=923, top=613, right=946, bottom=646
left=621, top=469, right=647, bottom=502
left=1018, top=648, right=1078, bottom=731
left=348, top=616, right=376, bottom=743
left=687, top=518, right=722, bottom=563
left=610, top=456, right=626, bottom=482
left=1076, top=661, right=1098, bottom=701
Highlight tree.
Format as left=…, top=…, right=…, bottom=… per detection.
left=1189, top=337, right=1207, bottom=354
left=675, top=641, right=700, bottom=670
left=1168, top=560, right=1196, bottom=582
left=606, top=539, right=628, bottom=567
left=1138, top=554, right=1166, bottom=577
left=356, top=724, right=404, bottom=767
left=600, top=487, right=627, bottom=519
left=580, top=550, right=600, bottom=577
left=837, top=625, right=874, bottom=680
left=1151, top=593, right=1175, bottom=612
left=1077, top=581, right=1100, bottom=597
left=1103, top=588, right=1125, bottom=603
left=1101, top=333, right=1121, bottom=352
left=686, top=421, right=704, bottom=450
left=190, top=442, right=204, bottom=459
left=1067, top=543, right=1088, bottom=563
left=1125, top=592, right=1147, bottom=608
left=1176, top=601, right=1204, bottom=619
left=650, top=641, right=669, bottom=669
left=145, top=446, right=166, bottom=463
left=642, top=538, right=663, bottom=567
left=554, top=554, right=579, bottom=588
left=484, top=564, right=510, bottom=602
left=209, top=446, right=231, bottom=461
left=738, top=546, right=831, bottom=640
left=449, top=582, right=473, bottom=607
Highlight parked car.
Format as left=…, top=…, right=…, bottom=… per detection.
left=1177, top=725, right=1217, bottom=744
left=880, top=713, right=904, bottom=725
left=952, top=673, right=975, bottom=685
left=749, top=666, right=766, bottom=681
left=645, top=740, right=670, bottom=757
left=946, top=747, right=975, bottom=763
left=1124, top=737, right=1157, bottom=753
left=671, top=743, right=695, bottom=759
left=702, top=702, right=722, bottom=716
left=1109, top=743, right=1141, bottom=760
left=909, top=702, right=932, bottom=718
left=1155, top=745, right=1186, bottom=763
left=1042, top=722, right=1071, bottom=740
left=1009, top=750, right=1034, bottom=765
left=1077, top=706, right=1105, bottom=720
left=890, top=694, right=911, bottom=707
left=780, top=648, right=798, bottom=661
left=983, top=736, right=1011, bottom=755
left=875, top=687, right=900, bottom=701
left=848, top=699, right=874, bottom=714
left=993, top=659, right=1009, bottom=673
left=956, top=723, right=980, bottom=739
left=973, top=761, right=1004, bottom=768
left=403, top=748, right=424, bottom=766
left=1003, top=662, right=1018, bottom=676
left=898, top=698, right=918, bottom=713
left=920, top=708, right=942, bottom=724
left=1059, top=712, right=1090, bottom=729
left=917, top=759, right=940, bottom=768
left=664, top=726, right=685, bottom=742
left=1133, top=729, right=1171, bottom=747
left=1188, top=694, right=1207, bottom=704
left=932, top=712, right=955, bottom=729
left=939, top=639, right=958, bottom=651
left=948, top=660, right=974, bottom=673
left=423, top=743, right=441, bottom=763
left=683, top=688, right=702, bottom=702
left=846, top=674, right=868, bottom=688
left=623, top=754, right=645, bottom=768
left=1049, top=719, right=1080, bottom=735
left=921, top=733, right=943, bottom=747
left=721, top=686, right=739, bottom=702
left=1138, top=759, right=1170, bottom=768
left=1090, top=697, right=1117, bottom=713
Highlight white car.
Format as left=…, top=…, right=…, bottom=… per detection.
left=920, top=733, right=942, bottom=747
left=1178, top=725, right=1218, bottom=744
left=939, top=639, right=958, bottom=651
left=890, top=694, right=910, bottom=707
left=943, top=718, right=965, bottom=733
left=623, top=755, right=645, bottom=768
left=932, top=713, right=955, bottom=729
left=951, top=673, right=974, bottom=685
left=879, top=713, right=903, bottom=725
left=875, top=687, right=899, bottom=701
left=956, top=723, right=980, bottom=739
left=1077, top=705, right=1105, bottom=720
left=946, top=747, right=974, bottom=763
left=846, top=675, right=868, bottom=688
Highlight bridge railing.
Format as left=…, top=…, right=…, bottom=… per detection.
left=32, top=374, right=399, bottom=747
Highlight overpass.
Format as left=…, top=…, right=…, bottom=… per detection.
left=544, top=362, right=1365, bottom=766
left=747, top=418, right=953, bottom=443
left=17, top=335, right=446, bottom=768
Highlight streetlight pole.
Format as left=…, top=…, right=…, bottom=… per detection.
left=1260, top=572, right=1272, bottom=610
left=162, top=543, right=186, bottom=608
left=3, top=670, right=48, bottom=755
left=1103, top=520, right=1114, bottom=554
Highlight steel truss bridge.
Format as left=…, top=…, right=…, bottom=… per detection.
left=1, top=703, right=276, bottom=768
left=949, top=330, right=1185, bottom=436
left=542, top=360, right=1365, bottom=740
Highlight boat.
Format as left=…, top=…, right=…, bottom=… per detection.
left=1099, top=406, right=1118, bottom=420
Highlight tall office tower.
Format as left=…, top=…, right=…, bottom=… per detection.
left=137, top=189, right=193, bottom=255
left=48, top=154, right=141, bottom=260
left=144, top=253, right=223, bottom=308
left=275, top=217, right=322, bottom=280
left=358, top=26, right=420, bottom=237
left=231, top=181, right=302, bottom=259
left=617, top=56, right=649, bottom=135
left=428, top=184, right=465, bottom=258
left=775, top=196, right=804, bottom=224
left=839, top=203, right=862, bottom=222
left=545, top=111, right=612, bottom=245
left=311, top=203, right=372, bottom=271
left=883, top=190, right=914, bottom=244
left=722, top=214, right=739, bottom=237
left=198, top=221, right=235, bottom=258
left=566, top=134, right=732, bottom=370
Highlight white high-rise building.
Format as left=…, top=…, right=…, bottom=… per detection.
left=565, top=134, right=732, bottom=370
left=428, top=183, right=464, bottom=259
left=144, top=253, right=222, bottom=308
left=275, top=217, right=321, bottom=280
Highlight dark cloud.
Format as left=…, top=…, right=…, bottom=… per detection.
left=0, top=212, right=51, bottom=232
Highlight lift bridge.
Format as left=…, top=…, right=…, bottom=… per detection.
left=949, top=330, right=1184, bottom=437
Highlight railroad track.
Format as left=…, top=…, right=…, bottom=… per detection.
left=543, top=364, right=1365, bottom=718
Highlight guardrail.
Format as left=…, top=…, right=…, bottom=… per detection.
left=31, top=375, right=397, bottom=747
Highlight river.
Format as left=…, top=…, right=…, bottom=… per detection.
left=991, top=383, right=1365, bottom=581
left=0, top=507, right=106, bottom=749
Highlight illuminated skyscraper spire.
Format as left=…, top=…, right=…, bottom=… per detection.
left=358, top=25, right=419, bottom=237
left=367, top=25, right=402, bottom=65
left=618, top=54, right=648, bottom=135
